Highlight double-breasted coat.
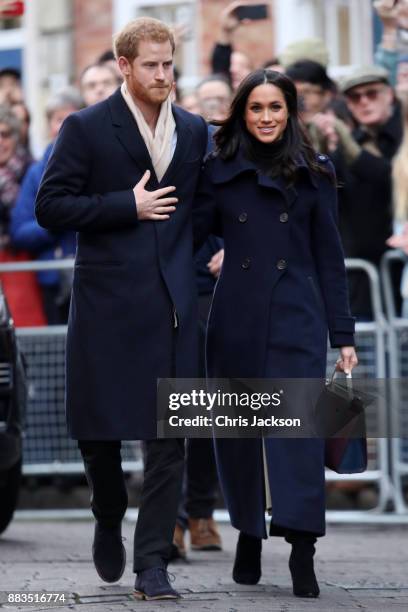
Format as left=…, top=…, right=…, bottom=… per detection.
left=193, top=148, right=355, bottom=537
left=35, top=89, right=208, bottom=440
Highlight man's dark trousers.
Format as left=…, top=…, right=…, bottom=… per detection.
left=79, top=438, right=185, bottom=571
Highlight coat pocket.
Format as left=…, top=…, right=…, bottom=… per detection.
left=75, top=261, right=123, bottom=269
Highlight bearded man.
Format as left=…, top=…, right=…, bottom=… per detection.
left=36, top=17, right=208, bottom=600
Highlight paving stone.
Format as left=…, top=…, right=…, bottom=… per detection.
left=0, top=521, right=407, bottom=611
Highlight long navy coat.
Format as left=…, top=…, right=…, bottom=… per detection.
left=35, top=89, right=208, bottom=440
left=194, top=149, right=355, bottom=537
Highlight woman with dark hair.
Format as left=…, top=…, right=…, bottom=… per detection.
left=194, top=69, right=358, bottom=598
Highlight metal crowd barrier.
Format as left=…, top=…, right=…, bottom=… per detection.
left=1, top=257, right=402, bottom=520
left=0, top=259, right=142, bottom=476
left=325, top=258, right=395, bottom=513
left=380, top=250, right=408, bottom=514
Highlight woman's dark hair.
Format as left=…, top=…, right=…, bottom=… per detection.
left=213, top=69, right=331, bottom=184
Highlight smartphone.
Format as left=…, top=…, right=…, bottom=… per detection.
left=234, top=4, right=269, bottom=21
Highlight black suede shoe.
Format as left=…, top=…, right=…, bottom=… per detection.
left=286, top=533, right=319, bottom=598
left=232, top=532, right=262, bottom=585
left=92, top=523, right=126, bottom=583
left=133, top=567, right=181, bottom=600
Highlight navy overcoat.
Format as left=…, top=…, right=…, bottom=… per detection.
left=35, top=89, right=208, bottom=440
left=193, top=149, right=355, bottom=537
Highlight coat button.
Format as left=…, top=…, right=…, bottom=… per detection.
left=241, top=257, right=251, bottom=270
left=238, top=212, right=248, bottom=223
left=276, top=259, right=287, bottom=270
left=279, top=212, right=289, bottom=223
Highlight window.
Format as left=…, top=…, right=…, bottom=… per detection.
left=323, top=0, right=373, bottom=69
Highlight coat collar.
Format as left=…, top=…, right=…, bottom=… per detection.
left=107, top=88, right=193, bottom=185
left=210, top=147, right=318, bottom=207
left=161, top=104, right=193, bottom=185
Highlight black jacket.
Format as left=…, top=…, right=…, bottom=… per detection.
left=333, top=103, right=402, bottom=264
left=330, top=103, right=403, bottom=318
left=35, top=88, right=208, bottom=440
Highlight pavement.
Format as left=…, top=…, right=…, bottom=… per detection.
left=1, top=518, right=408, bottom=611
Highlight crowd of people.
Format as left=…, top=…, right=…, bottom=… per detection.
left=1, top=0, right=408, bottom=602
left=0, top=55, right=122, bottom=325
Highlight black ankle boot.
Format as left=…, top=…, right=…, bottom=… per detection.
left=286, top=532, right=319, bottom=598
left=232, top=532, right=262, bottom=585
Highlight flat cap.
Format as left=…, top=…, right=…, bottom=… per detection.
left=279, top=38, right=329, bottom=69
left=339, top=65, right=390, bottom=93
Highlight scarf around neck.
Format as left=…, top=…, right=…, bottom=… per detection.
left=121, top=81, right=176, bottom=182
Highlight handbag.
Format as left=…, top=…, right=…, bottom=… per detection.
left=314, top=369, right=369, bottom=474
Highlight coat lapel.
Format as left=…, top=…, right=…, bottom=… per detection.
left=257, top=173, right=298, bottom=208
left=213, top=150, right=299, bottom=207
left=159, top=105, right=193, bottom=185
left=212, top=148, right=319, bottom=208
left=108, top=93, right=193, bottom=186
left=108, top=88, right=157, bottom=181
left=154, top=107, right=194, bottom=243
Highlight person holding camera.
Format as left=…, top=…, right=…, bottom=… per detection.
left=211, top=1, right=270, bottom=91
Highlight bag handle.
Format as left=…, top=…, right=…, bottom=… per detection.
left=330, top=367, right=353, bottom=392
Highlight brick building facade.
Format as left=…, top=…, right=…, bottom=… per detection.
left=72, top=0, right=113, bottom=76
left=71, top=0, right=274, bottom=85
left=8, top=0, right=375, bottom=152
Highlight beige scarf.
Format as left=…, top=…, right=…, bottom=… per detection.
left=121, top=82, right=176, bottom=182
